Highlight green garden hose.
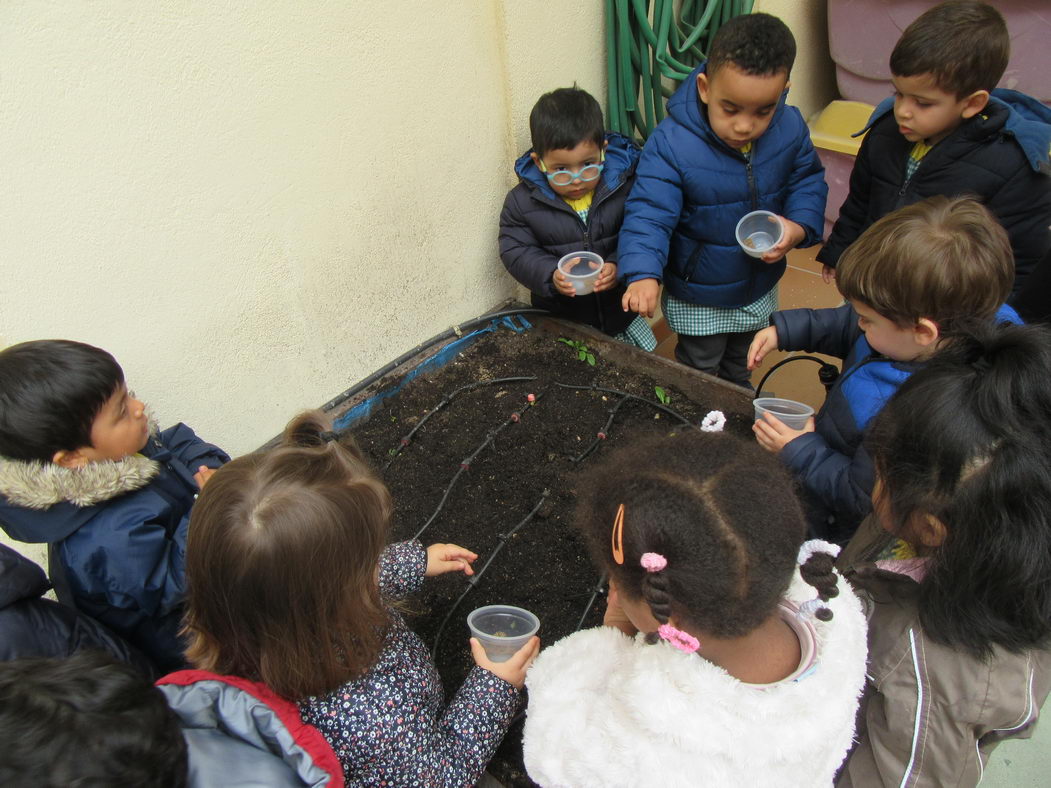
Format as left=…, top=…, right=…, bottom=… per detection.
left=606, top=0, right=753, bottom=140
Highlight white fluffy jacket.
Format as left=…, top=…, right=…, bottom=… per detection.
left=523, top=567, right=868, bottom=787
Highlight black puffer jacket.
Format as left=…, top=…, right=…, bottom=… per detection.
left=499, top=132, right=640, bottom=335
left=817, top=91, right=1051, bottom=295
left=0, top=543, right=153, bottom=674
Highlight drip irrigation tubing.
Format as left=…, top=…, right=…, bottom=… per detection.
left=411, top=390, right=549, bottom=542
left=570, top=394, right=631, bottom=463
left=554, top=382, right=696, bottom=427
left=384, top=376, right=537, bottom=470
left=575, top=574, right=609, bottom=632
left=430, top=491, right=550, bottom=659
left=754, top=355, right=841, bottom=398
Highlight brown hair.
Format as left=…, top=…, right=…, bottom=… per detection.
left=837, top=196, right=1012, bottom=328
left=183, top=411, right=391, bottom=699
left=890, top=1, right=1008, bottom=98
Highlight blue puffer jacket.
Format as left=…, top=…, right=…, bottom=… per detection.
left=0, top=423, right=229, bottom=673
left=617, top=63, right=827, bottom=308
left=773, top=303, right=1021, bottom=543
left=499, top=132, right=641, bottom=335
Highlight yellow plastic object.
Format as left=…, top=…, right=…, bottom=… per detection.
left=809, top=100, right=876, bottom=155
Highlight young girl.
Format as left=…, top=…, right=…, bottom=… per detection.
left=522, top=431, right=868, bottom=786
left=838, top=321, right=1051, bottom=787
left=182, top=412, right=540, bottom=786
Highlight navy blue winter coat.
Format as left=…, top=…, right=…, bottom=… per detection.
left=617, top=63, right=827, bottom=308
left=817, top=91, right=1051, bottom=295
left=0, top=423, right=228, bottom=673
left=773, top=303, right=1021, bottom=543
left=499, top=132, right=640, bottom=335
left=0, top=543, right=154, bottom=674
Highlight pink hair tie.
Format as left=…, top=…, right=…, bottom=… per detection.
left=657, top=624, right=700, bottom=653
left=640, top=552, right=667, bottom=572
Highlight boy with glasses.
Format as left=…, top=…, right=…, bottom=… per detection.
left=500, top=87, right=656, bottom=349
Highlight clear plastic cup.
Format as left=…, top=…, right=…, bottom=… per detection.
left=467, top=605, right=539, bottom=663
left=557, top=251, right=604, bottom=295
left=753, top=397, right=815, bottom=430
left=735, top=211, right=784, bottom=258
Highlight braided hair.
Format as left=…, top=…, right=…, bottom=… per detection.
left=576, top=431, right=827, bottom=640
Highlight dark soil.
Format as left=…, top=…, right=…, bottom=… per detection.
left=344, top=321, right=753, bottom=785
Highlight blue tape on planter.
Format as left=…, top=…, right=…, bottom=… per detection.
left=333, top=317, right=532, bottom=431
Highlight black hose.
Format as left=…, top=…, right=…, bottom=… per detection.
left=755, top=355, right=840, bottom=398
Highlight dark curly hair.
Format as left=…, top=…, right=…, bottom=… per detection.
left=867, top=321, right=1051, bottom=659
left=575, top=431, right=832, bottom=640
left=707, top=12, right=796, bottom=78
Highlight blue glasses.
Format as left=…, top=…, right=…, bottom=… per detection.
left=540, top=156, right=605, bottom=186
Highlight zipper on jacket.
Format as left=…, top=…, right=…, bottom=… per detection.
left=746, top=159, right=759, bottom=210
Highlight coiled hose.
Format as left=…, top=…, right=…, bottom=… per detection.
left=606, top=0, right=753, bottom=140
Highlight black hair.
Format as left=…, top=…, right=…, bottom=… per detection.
left=0, top=339, right=124, bottom=462
left=707, top=12, right=796, bottom=78
left=576, top=431, right=837, bottom=641
left=0, top=651, right=187, bottom=787
left=867, top=321, right=1051, bottom=659
left=528, top=87, right=605, bottom=158
left=890, top=0, right=1008, bottom=97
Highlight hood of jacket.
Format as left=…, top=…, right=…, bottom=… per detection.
left=665, top=62, right=791, bottom=153
left=0, top=542, right=49, bottom=610
left=514, top=131, right=640, bottom=203
left=157, top=671, right=344, bottom=788
left=861, top=90, right=1051, bottom=171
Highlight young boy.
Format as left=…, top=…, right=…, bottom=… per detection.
left=748, top=197, right=1020, bottom=543
left=817, top=0, right=1051, bottom=295
left=0, top=340, right=229, bottom=672
left=617, top=13, right=827, bottom=387
left=500, top=87, right=657, bottom=350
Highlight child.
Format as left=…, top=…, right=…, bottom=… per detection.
left=617, top=12, right=827, bottom=387
left=0, top=340, right=228, bottom=672
left=0, top=652, right=188, bottom=787
left=0, top=542, right=154, bottom=675
left=500, top=87, right=657, bottom=350
left=748, top=197, right=1020, bottom=544
left=837, top=321, right=1051, bottom=786
left=182, top=412, right=539, bottom=786
left=817, top=0, right=1051, bottom=294
left=522, top=431, right=867, bottom=785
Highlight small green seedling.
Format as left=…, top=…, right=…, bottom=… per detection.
left=654, top=386, right=671, bottom=405
left=558, top=337, right=596, bottom=366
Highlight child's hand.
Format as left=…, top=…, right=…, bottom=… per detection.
left=425, top=543, right=478, bottom=577
left=760, top=218, right=806, bottom=263
left=193, top=466, right=217, bottom=489
left=593, top=262, right=619, bottom=293
left=470, top=636, right=540, bottom=689
left=552, top=267, right=577, bottom=297
left=752, top=412, right=815, bottom=453
left=747, top=326, right=779, bottom=370
left=603, top=582, right=637, bottom=637
left=821, top=264, right=836, bottom=284
left=622, top=278, right=660, bottom=318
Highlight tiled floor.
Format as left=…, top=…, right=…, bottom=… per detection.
left=653, top=246, right=1050, bottom=786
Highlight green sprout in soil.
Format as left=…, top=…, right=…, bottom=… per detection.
left=558, top=337, right=596, bottom=366
left=654, top=386, right=671, bottom=405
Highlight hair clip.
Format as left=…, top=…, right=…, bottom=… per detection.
left=657, top=623, right=700, bottom=653
left=319, top=431, right=339, bottom=443
left=611, top=503, right=625, bottom=565
left=640, top=552, right=667, bottom=572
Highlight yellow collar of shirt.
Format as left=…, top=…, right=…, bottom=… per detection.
left=562, top=191, right=594, bottom=213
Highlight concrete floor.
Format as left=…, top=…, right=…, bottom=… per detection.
left=653, top=246, right=1051, bottom=785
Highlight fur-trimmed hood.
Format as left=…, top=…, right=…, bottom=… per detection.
left=523, top=560, right=868, bottom=787
left=0, top=452, right=159, bottom=510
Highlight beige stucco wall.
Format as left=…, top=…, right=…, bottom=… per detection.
left=754, top=0, right=837, bottom=120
